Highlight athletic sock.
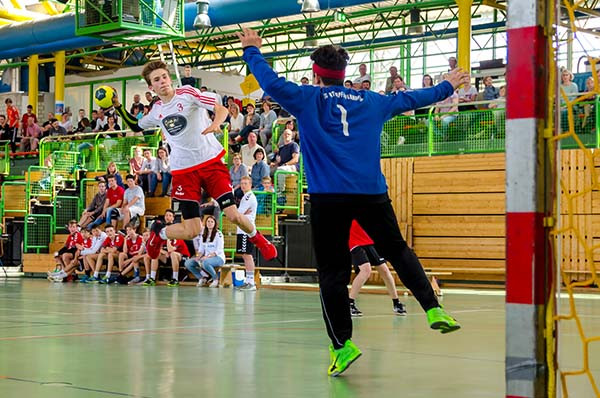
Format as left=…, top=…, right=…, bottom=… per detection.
left=150, top=270, right=157, bottom=279
left=392, top=298, right=400, bottom=305
left=246, top=274, right=254, bottom=284
left=172, top=271, right=179, bottom=280
left=134, top=268, right=140, bottom=278
left=105, top=271, right=111, bottom=278
left=93, top=271, right=99, bottom=278
left=248, top=229, right=257, bottom=238
left=159, top=228, right=168, bottom=240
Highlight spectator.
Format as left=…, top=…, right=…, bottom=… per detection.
left=129, top=146, right=144, bottom=181
left=40, top=121, right=52, bottom=138
left=582, top=77, right=596, bottom=129
left=482, top=76, right=500, bottom=101
left=361, top=80, right=371, bottom=91
left=389, top=76, right=406, bottom=95
left=457, top=78, right=478, bottom=111
left=200, top=86, right=208, bottom=92
left=20, top=116, right=41, bottom=151
left=5, top=98, right=19, bottom=152
left=180, top=65, right=197, bottom=87
left=270, top=129, right=299, bottom=174
left=422, top=74, right=434, bottom=88
left=0, top=115, right=9, bottom=142
left=79, top=181, right=107, bottom=230
left=385, top=66, right=399, bottom=94
left=145, top=91, right=158, bottom=109
left=250, top=148, right=269, bottom=189
left=185, top=215, right=225, bottom=287
left=560, top=67, right=579, bottom=97
left=76, top=117, right=92, bottom=133
left=137, top=148, right=158, bottom=195
left=353, top=63, right=372, bottom=85
left=115, top=223, right=146, bottom=284
left=235, top=176, right=259, bottom=290
left=344, top=80, right=353, bottom=89
left=130, top=94, right=142, bottom=115
left=229, top=153, right=248, bottom=201
left=145, top=236, right=190, bottom=287
left=227, top=103, right=244, bottom=140
left=20, top=105, right=37, bottom=135
left=260, top=176, right=275, bottom=193
left=300, top=76, right=310, bottom=85
left=488, top=85, right=506, bottom=109
left=49, top=118, right=67, bottom=136
left=258, top=101, right=277, bottom=150
left=99, top=162, right=125, bottom=189
left=103, top=115, right=121, bottom=132
left=235, top=103, right=260, bottom=143
left=448, top=56, right=457, bottom=70
left=112, top=174, right=145, bottom=229
left=88, top=174, right=125, bottom=230
left=59, top=112, right=73, bottom=132
left=90, top=110, right=99, bottom=130
left=155, top=147, right=172, bottom=197
left=51, top=220, right=82, bottom=274
left=94, top=108, right=107, bottom=131
left=47, top=228, right=93, bottom=282
left=240, top=131, right=264, bottom=169
left=79, top=226, right=108, bottom=283
left=134, top=103, right=145, bottom=120
left=92, top=225, right=125, bottom=284
left=78, top=108, right=86, bottom=122
left=433, top=86, right=459, bottom=139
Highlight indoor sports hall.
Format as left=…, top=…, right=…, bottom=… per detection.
left=0, top=1, right=598, bottom=397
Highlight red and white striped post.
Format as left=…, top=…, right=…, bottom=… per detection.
left=505, top=1, right=552, bottom=397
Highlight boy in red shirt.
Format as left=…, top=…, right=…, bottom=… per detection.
left=143, top=238, right=190, bottom=287
left=50, top=220, right=82, bottom=276
left=89, top=225, right=124, bottom=283
left=87, top=174, right=124, bottom=229
left=115, top=223, right=146, bottom=284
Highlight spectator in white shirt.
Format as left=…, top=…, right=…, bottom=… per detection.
left=184, top=215, right=226, bottom=287
left=136, top=148, right=158, bottom=196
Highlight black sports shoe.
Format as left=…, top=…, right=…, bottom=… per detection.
left=393, top=302, right=407, bottom=316
left=350, top=302, right=363, bottom=317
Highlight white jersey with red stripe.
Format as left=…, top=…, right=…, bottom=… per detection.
left=138, top=86, right=224, bottom=174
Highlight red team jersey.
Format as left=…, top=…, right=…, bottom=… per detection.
left=126, top=235, right=143, bottom=256
left=81, top=237, right=93, bottom=249
left=348, top=220, right=374, bottom=251
left=170, top=239, right=190, bottom=257
left=65, top=232, right=84, bottom=249
left=103, top=235, right=124, bottom=249
left=106, top=186, right=125, bottom=206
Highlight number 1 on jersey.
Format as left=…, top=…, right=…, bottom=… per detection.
left=336, top=104, right=349, bottom=136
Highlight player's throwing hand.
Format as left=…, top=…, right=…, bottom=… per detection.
left=444, top=68, right=471, bottom=90
left=236, top=28, right=262, bottom=49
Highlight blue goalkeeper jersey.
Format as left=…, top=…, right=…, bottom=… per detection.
left=243, top=46, right=454, bottom=195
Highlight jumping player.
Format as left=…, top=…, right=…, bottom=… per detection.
left=112, top=61, right=277, bottom=262
left=348, top=220, right=406, bottom=317
left=238, top=28, right=468, bottom=376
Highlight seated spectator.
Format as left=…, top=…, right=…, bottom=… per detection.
left=88, top=174, right=124, bottom=230
left=111, top=174, right=145, bottom=230
left=78, top=108, right=86, bottom=123
left=76, top=117, right=92, bottom=133
left=93, top=109, right=107, bottom=131
left=91, top=225, right=125, bottom=284
left=79, top=181, right=107, bottom=230
left=259, top=176, right=275, bottom=193
left=389, top=76, right=406, bottom=95
left=458, top=79, right=478, bottom=111
left=40, top=121, right=52, bottom=138
left=240, top=131, right=264, bottom=169
left=134, top=103, right=145, bottom=120
left=20, top=105, right=37, bottom=134
left=79, top=226, right=108, bottom=283
left=137, top=148, right=158, bottom=196
left=47, top=228, right=93, bottom=282
left=185, top=215, right=225, bottom=287
left=115, top=223, right=146, bottom=284
left=129, top=146, right=144, bottom=182
left=482, top=76, right=500, bottom=101
left=156, top=147, right=172, bottom=196
left=300, top=76, right=310, bottom=85
left=229, top=153, right=248, bottom=202
left=59, top=112, right=73, bottom=132
left=50, top=220, right=82, bottom=275
left=385, top=66, right=399, bottom=94
left=97, top=161, right=125, bottom=189
left=103, top=115, right=121, bottom=132
left=344, top=80, right=353, bottom=89
left=258, top=101, right=277, bottom=151
left=0, top=115, right=10, bottom=142
left=488, top=85, right=506, bottom=109
left=270, top=129, right=299, bottom=175
left=432, top=86, right=459, bottom=140
left=256, top=175, right=275, bottom=214
left=146, top=238, right=190, bottom=287
left=130, top=94, right=142, bottom=115
left=49, top=118, right=67, bottom=135
left=20, top=116, right=42, bottom=151
left=90, top=110, right=99, bottom=130
left=361, top=80, right=371, bottom=91
left=228, top=103, right=244, bottom=141
left=251, top=148, right=269, bottom=189
left=353, top=63, right=372, bottom=85
left=582, top=77, right=596, bottom=129
left=235, top=103, right=260, bottom=143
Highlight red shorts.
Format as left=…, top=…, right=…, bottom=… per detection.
left=171, top=160, right=233, bottom=203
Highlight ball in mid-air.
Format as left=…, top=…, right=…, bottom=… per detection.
left=94, top=85, right=115, bottom=109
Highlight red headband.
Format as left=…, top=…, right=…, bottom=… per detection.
left=312, top=63, right=345, bottom=80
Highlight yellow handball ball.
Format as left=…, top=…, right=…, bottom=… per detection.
left=94, top=85, right=116, bottom=109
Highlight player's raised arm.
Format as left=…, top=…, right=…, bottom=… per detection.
left=237, top=28, right=306, bottom=117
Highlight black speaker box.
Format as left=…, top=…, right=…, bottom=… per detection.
left=2, top=218, right=24, bottom=267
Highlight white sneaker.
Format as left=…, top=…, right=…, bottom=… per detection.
left=197, top=277, right=208, bottom=287
left=51, top=275, right=64, bottom=283
left=128, top=276, right=141, bottom=285
left=209, top=279, right=219, bottom=288
left=238, top=282, right=257, bottom=291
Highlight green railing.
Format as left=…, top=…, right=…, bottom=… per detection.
left=274, top=170, right=301, bottom=216
left=559, top=98, right=598, bottom=149
left=0, top=140, right=10, bottom=175
left=24, top=214, right=53, bottom=253
left=52, top=151, right=81, bottom=185
left=39, top=129, right=161, bottom=171
left=26, top=166, right=54, bottom=208
left=53, top=196, right=81, bottom=234
left=255, top=190, right=276, bottom=236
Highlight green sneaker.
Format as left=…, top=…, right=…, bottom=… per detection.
left=328, top=340, right=362, bottom=377
left=142, top=278, right=156, bottom=286
left=167, top=279, right=179, bottom=287
left=427, top=307, right=461, bottom=334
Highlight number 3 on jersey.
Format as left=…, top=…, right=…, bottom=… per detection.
left=336, top=104, right=350, bottom=136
